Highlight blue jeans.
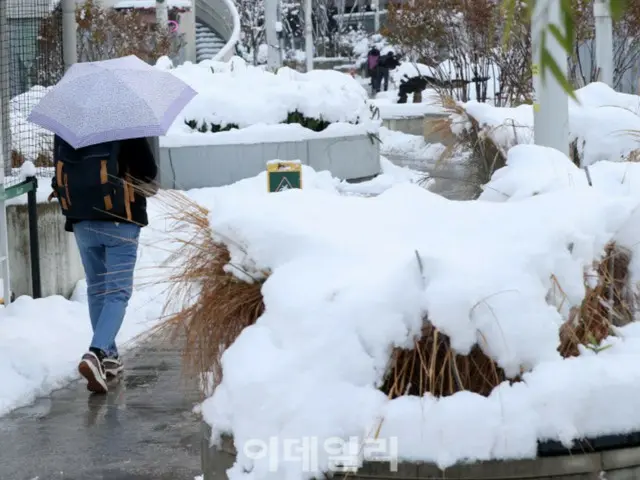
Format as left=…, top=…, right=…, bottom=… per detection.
left=74, top=221, right=140, bottom=357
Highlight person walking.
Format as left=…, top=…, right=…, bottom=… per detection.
left=366, top=46, right=382, bottom=95
left=49, top=135, right=158, bottom=393
left=378, top=51, right=401, bottom=92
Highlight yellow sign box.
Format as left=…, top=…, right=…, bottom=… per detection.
left=267, top=160, right=302, bottom=192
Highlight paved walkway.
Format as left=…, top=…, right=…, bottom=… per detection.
left=0, top=337, right=203, bottom=480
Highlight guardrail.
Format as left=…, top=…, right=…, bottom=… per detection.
left=195, top=0, right=240, bottom=61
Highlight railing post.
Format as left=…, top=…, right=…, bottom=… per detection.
left=26, top=177, right=41, bottom=299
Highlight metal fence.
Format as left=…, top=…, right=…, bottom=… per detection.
left=1, top=0, right=63, bottom=186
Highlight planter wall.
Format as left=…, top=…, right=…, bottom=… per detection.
left=7, top=201, right=83, bottom=298
left=158, top=133, right=381, bottom=190
left=201, top=423, right=640, bottom=480
left=382, top=113, right=453, bottom=146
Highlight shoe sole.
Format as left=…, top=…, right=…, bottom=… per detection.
left=78, top=360, right=108, bottom=394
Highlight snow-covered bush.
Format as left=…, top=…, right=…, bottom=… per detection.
left=165, top=57, right=372, bottom=135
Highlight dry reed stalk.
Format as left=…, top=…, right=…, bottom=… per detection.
left=381, top=320, right=508, bottom=399
left=151, top=191, right=265, bottom=386
left=559, top=243, right=633, bottom=357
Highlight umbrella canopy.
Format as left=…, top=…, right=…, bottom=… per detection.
left=28, top=55, right=196, bottom=149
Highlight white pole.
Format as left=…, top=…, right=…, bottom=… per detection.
left=156, top=0, right=169, bottom=28
left=594, top=0, right=614, bottom=87
left=373, top=0, right=380, bottom=33
left=531, top=0, right=569, bottom=157
left=265, top=0, right=281, bottom=70
left=305, top=0, right=313, bottom=72
left=62, top=0, right=77, bottom=70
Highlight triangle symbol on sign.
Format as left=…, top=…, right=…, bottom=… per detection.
left=276, top=177, right=293, bottom=191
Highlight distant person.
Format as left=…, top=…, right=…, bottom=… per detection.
left=378, top=51, right=401, bottom=92
left=49, top=135, right=158, bottom=394
left=366, top=47, right=381, bottom=94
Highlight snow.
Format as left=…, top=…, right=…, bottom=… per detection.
left=160, top=122, right=376, bottom=148
left=371, top=89, right=446, bottom=118
left=194, top=144, right=640, bottom=478
left=113, top=0, right=192, bottom=9
left=453, top=82, right=640, bottom=166
left=378, top=127, right=446, bottom=161
left=0, top=162, right=420, bottom=418
left=163, top=57, right=375, bottom=141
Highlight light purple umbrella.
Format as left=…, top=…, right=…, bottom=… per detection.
left=27, top=55, right=196, bottom=149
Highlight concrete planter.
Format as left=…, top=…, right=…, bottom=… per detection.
left=7, top=202, right=83, bottom=298
left=382, top=113, right=452, bottom=146
left=201, top=423, right=640, bottom=480
left=158, top=133, right=381, bottom=190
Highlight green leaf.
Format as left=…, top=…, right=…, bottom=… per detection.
left=610, top=0, right=628, bottom=20
left=501, top=0, right=518, bottom=49
left=540, top=48, right=578, bottom=101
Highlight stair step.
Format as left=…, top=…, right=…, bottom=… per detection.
left=195, top=19, right=226, bottom=62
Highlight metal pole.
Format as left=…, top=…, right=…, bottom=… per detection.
left=594, top=0, right=614, bottom=87
left=531, top=0, right=569, bottom=156
left=304, top=0, right=313, bottom=72
left=62, top=0, right=77, bottom=70
left=26, top=177, right=41, bottom=299
left=156, top=0, right=169, bottom=28
left=264, top=0, right=280, bottom=70
left=373, top=0, right=380, bottom=33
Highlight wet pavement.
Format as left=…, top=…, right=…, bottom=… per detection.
left=0, top=337, right=203, bottom=480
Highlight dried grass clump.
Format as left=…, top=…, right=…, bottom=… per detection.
left=153, top=191, right=265, bottom=385
left=381, top=321, right=508, bottom=399
left=559, top=243, right=633, bottom=357
left=383, top=243, right=634, bottom=399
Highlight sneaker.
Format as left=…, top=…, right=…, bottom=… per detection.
left=78, top=351, right=108, bottom=394
left=103, top=356, right=124, bottom=379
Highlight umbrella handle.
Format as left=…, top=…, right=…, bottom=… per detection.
left=168, top=20, right=179, bottom=33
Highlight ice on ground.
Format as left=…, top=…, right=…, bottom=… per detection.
left=453, top=82, right=640, bottom=166
left=0, top=164, right=419, bottom=417
left=195, top=144, right=640, bottom=479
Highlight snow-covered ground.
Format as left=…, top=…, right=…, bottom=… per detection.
left=195, top=144, right=640, bottom=480
left=0, top=159, right=421, bottom=418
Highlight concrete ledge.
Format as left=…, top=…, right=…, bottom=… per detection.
left=158, top=133, right=381, bottom=190
left=7, top=202, right=83, bottom=298
left=201, top=425, right=640, bottom=480
left=382, top=113, right=453, bottom=146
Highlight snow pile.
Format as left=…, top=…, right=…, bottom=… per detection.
left=198, top=144, right=640, bottom=478
left=453, top=82, right=640, bottom=166
left=0, top=163, right=421, bottom=417
left=161, top=57, right=375, bottom=141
